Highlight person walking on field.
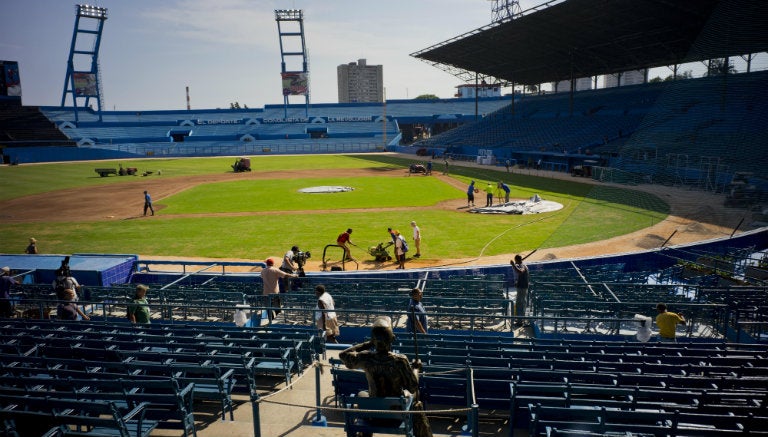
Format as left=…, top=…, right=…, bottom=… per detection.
left=511, top=254, right=529, bottom=327
left=315, top=284, right=340, bottom=343
left=656, top=303, right=686, bottom=341
left=25, top=237, right=38, bottom=254
left=143, top=190, right=155, bottom=216
left=410, top=221, right=422, bottom=258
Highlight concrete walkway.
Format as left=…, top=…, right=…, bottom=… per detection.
left=153, top=337, right=535, bottom=436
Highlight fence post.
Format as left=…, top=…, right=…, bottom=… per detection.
left=312, top=358, right=327, bottom=426
left=251, top=391, right=261, bottom=437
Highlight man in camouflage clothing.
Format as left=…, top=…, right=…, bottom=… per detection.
left=339, top=316, right=432, bottom=437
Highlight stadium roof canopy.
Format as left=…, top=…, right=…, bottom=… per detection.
left=411, top=0, right=768, bottom=86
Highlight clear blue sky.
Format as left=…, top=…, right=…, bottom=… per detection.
left=2, top=0, right=526, bottom=110
left=3, top=1, right=764, bottom=111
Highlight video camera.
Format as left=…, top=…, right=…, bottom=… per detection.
left=292, top=251, right=311, bottom=267
left=292, top=251, right=310, bottom=279
left=57, top=256, right=71, bottom=275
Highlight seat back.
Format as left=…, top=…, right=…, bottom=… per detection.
left=342, top=394, right=415, bottom=437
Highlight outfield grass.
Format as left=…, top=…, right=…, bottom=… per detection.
left=0, top=154, right=668, bottom=261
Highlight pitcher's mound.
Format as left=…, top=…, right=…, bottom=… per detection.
left=298, top=186, right=354, bottom=193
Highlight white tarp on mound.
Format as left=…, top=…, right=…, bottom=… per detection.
left=470, top=195, right=563, bottom=215
left=298, top=186, right=354, bottom=193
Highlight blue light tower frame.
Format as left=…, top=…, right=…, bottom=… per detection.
left=275, top=9, right=309, bottom=118
left=61, top=4, right=108, bottom=123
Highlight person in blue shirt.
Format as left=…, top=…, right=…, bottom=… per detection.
left=407, top=288, right=428, bottom=334
left=499, top=181, right=511, bottom=203
left=466, top=180, right=475, bottom=207
left=143, top=191, right=155, bottom=216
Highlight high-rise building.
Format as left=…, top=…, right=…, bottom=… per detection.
left=605, top=69, right=648, bottom=88
left=337, top=59, right=383, bottom=103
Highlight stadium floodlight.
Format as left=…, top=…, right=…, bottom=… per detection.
left=77, top=4, right=108, bottom=19
left=275, top=9, right=302, bottom=20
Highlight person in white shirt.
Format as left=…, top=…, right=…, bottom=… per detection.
left=314, top=285, right=339, bottom=343
left=410, top=221, right=422, bottom=258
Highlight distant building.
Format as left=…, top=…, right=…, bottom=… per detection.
left=605, top=69, right=648, bottom=88
left=337, top=59, right=383, bottom=103
left=455, top=83, right=501, bottom=98
left=552, top=77, right=593, bottom=93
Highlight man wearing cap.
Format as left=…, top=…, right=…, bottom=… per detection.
left=261, top=258, right=297, bottom=321
left=1, top=267, right=19, bottom=318
left=336, top=228, right=354, bottom=261
left=340, top=316, right=432, bottom=437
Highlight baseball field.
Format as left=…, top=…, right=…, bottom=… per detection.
left=2, top=152, right=733, bottom=271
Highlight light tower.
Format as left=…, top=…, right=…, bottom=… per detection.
left=61, top=4, right=108, bottom=123
left=490, top=0, right=521, bottom=22
left=275, top=9, right=310, bottom=117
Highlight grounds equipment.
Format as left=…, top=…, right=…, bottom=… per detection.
left=367, top=242, right=393, bottom=262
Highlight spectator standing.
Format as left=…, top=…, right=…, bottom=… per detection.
left=656, top=303, right=686, bottom=341
left=315, top=284, right=340, bottom=343
left=410, top=221, right=422, bottom=258
left=407, top=288, right=428, bottom=334
left=425, top=160, right=432, bottom=175
left=505, top=159, right=511, bottom=172
left=336, top=228, right=354, bottom=261
left=339, top=316, right=433, bottom=437
left=394, top=230, right=407, bottom=269
left=466, top=180, right=475, bottom=207
left=485, top=182, right=494, bottom=207
left=53, top=265, right=82, bottom=301
left=1, top=266, right=18, bottom=318
left=25, top=237, right=38, bottom=254
left=57, top=288, right=90, bottom=321
left=280, top=245, right=299, bottom=292
left=127, top=284, right=150, bottom=324
left=143, top=190, right=155, bottom=216
left=511, top=254, right=529, bottom=327
left=261, top=258, right=297, bottom=321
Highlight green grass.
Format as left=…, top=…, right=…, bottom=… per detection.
left=162, top=176, right=458, bottom=214
left=0, top=154, right=669, bottom=260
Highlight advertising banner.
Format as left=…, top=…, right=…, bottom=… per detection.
left=2, top=61, right=21, bottom=96
left=281, top=72, right=308, bottom=96
left=73, top=72, right=98, bottom=96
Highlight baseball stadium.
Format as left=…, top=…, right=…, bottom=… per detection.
left=1, top=1, right=768, bottom=436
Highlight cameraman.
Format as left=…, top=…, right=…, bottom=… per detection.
left=280, top=245, right=299, bottom=292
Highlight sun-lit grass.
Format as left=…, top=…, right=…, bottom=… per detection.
left=161, top=177, right=458, bottom=214
left=0, top=154, right=668, bottom=260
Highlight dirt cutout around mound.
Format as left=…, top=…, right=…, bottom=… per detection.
left=0, top=162, right=746, bottom=271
